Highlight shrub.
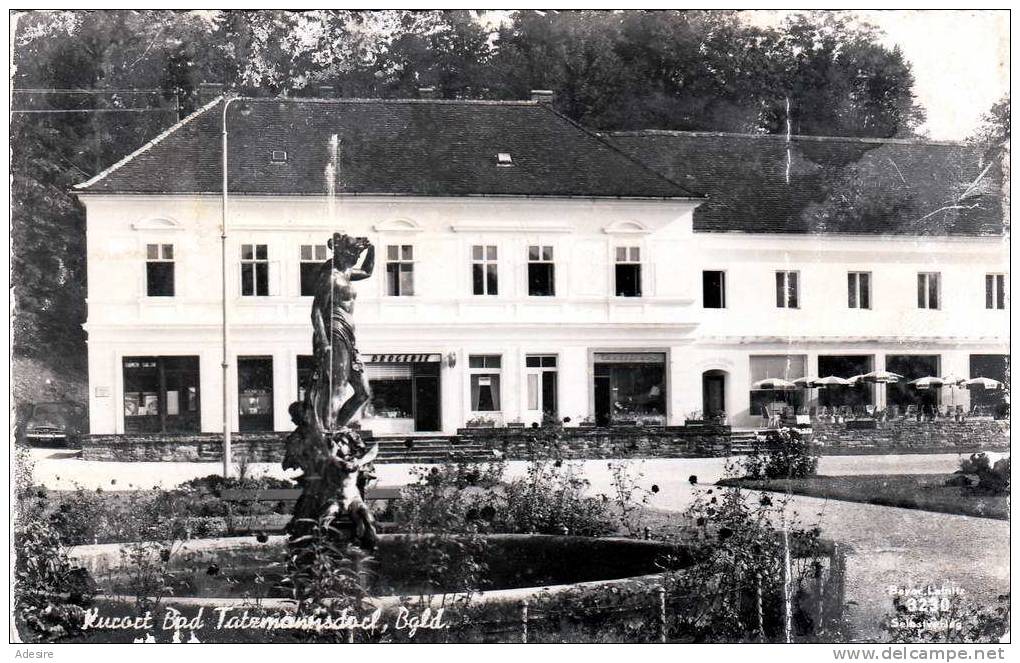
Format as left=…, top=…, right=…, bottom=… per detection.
left=742, top=428, right=818, bottom=480
left=13, top=450, right=96, bottom=642
left=662, top=484, right=838, bottom=642
left=883, top=592, right=1010, bottom=643
left=954, top=453, right=1010, bottom=496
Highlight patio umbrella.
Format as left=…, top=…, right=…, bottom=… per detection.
left=793, top=376, right=821, bottom=409
left=851, top=370, right=903, bottom=410
left=814, top=376, right=852, bottom=386
left=751, top=378, right=797, bottom=390
left=907, top=376, right=946, bottom=389
left=963, top=377, right=1004, bottom=389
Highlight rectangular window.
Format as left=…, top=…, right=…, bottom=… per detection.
left=241, top=244, right=269, bottom=297
left=986, top=274, right=1007, bottom=309
left=703, top=270, right=725, bottom=308
left=527, top=245, right=555, bottom=296
left=145, top=243, right=175, bottom=297
left=525, top=354, right=558, bottom=416
left=848, top=272, right=871, bottom=309
left=615, top=246, right=642, bottom=297
left=472, top=245, right=498, bottom=295
left=469, top=354, right=502, bottom=411
left=386, top=245, right=415, bottom=296
left=917, top=272, right=940, bottom=309
left=299, top=244, right=327, bottom=296
left=123, top=356, right=199, bottom=433
left=775, top=270, right=799, bottom=308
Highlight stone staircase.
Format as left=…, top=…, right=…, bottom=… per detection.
left=371, top=435, right=495, bottom=464
left=729, top=430, right=757, bottom=455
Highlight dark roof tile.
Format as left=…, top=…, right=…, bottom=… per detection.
left=76, top=98, right=697, bottom=199
left=608, top=130, right=1005, bottom=236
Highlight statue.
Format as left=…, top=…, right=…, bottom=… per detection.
left=284, top=232, right=379, bottom=552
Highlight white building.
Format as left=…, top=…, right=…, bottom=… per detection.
left=75, top=94, right=1009, bottom=435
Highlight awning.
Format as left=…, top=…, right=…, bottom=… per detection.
left=365, top=353, right=442, bottom=363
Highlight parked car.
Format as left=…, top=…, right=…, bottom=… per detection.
left=20, top=401, right=85, bottom=447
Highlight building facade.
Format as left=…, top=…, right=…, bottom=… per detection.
left=76, top=96, right=1009, bottom=434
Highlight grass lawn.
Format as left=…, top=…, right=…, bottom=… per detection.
left=717, top=474, right=1009, bottom=521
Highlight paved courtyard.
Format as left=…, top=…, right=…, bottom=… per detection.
left=26, top=448, right=1009, bottom=641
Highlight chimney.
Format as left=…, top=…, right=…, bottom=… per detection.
left=530, top=89, right=554, bottom=104
left=198, top=82, right=224, bottom=103
left=318, top=85, right=335, bottom=98
left=418, top=86, right=439, bottom=100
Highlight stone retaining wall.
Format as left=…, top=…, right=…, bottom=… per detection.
left=81, top=425, right=733, bottom=462
left=461, top=425, right=733, bottom=459
left=811, top=419, right=1010, bottom=450
left=81, top=432, right=288, bottom=462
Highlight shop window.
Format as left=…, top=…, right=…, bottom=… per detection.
left=986, top=274, right=1007, bottom=309
left=886, top=355, right=941, bottom=411
left=365, top=363, right=414, bottom=419
left=592, top=352, right=665, bottom=426
left=241, top=244, right=270, bottom=297
left=848, top=272, right=871, bottom=309
left=238, top=356, right=273, bottom=431
left=386, top=245, right=415, bottom=296
left=969, top=354, right=1009, bottom=416
left=297, top=354, right=315, bottom=403
left=469, top=354, right=502, bottom=411
left=749, top=355, right=806, bottom=416
left=472, top=245, right=498, bottom=295
left=816, top=355, right=874, bottom=407
left=528, top=245, right=555, bottom=296
left=775, top=271, right=799, bottom=308
left=123, top=356, right=199, bottom=433
left=146, top=243, right=175, bottom=297
left=703, top=270, right=725, bottom=308
left=299, top=244, right=328, bottom=296
left=917, top=272, right=940, bottom=309
left=614, top=247, right=642, bottom=297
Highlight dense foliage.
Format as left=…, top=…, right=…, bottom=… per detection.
left=11, top=10, right=932, bottom=384
left=741, top=428, right=819, bottom=480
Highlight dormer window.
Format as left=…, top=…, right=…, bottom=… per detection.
left=270, top=150, right=288, bottom=164
left=496, top=152, right=513, bottom=167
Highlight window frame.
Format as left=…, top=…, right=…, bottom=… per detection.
left=985, top=273, right=1007, bottom=310
left=298, top=244, right=328, bottom=297
left=775, top=270, right=800, bottom=309
left=917, top=272, right=941, bottom=310
left=385, top=244, right=416, bottom=297
left=527, top=244, right=556, bottom=297
left=240, top=243, right=270, bottom=297
left=847, top=271, right=872, bottom=310
left=468, top=354, right=502, bottom=412
left=145, top=243, right=175, bottom=297
left=614, top=246, right=643, bottom=298
left=702, top=269, right=726, bottom=308
left=471, top=244, right=499, bottom=296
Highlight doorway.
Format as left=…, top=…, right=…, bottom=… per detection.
left=525, top=355, right=558, bottom=424
left=702, top=370, right=726, bottom=420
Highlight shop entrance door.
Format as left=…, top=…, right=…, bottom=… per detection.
left=413, top=375, right=441, bottom=431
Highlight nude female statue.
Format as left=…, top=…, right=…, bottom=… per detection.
left=307, top=232, right=374, bottom=432
left=286, top=233, right=380, bottom=551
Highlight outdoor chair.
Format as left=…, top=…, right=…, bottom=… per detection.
left=905, top=404, right=918, bottom=420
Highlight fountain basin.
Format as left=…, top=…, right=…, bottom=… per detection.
left=70, top=533, right=690, bottom=611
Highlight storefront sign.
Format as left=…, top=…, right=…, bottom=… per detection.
left=365, top=353, right=441, bottom=363
left=593, top=352, right=666, bottom=364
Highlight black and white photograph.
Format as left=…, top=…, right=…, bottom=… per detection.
left=7, top=7, right=1011, bottom=655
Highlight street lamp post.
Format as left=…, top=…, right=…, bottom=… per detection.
left=221, top=94, right=249, bottom=478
